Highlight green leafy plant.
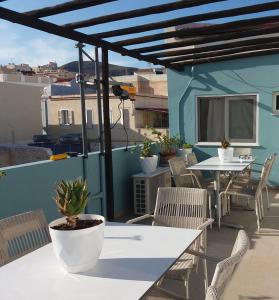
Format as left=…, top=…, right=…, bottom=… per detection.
left=0, top=170, right=6, bottom=177
left=131, top=134, right=153, bottom=157
left=183, top=143, right=193, bottom=149
left=220, top=139, right=231, bottom=149
left=54, top=178, right=90, bottom=227
left=151, top=128, right=176, bottom=155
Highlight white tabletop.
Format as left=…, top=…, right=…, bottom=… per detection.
left=0, top=222, right=201, bottom=300
left=187, top=156, right=254, bottom=172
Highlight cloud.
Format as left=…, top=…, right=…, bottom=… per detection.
left=0, top=22, right=76, bottom=67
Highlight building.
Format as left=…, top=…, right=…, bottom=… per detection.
left=41, top=71, right=168, bottom=149
left=0, top=73, right=52, bottom=144
left=168, top=53, right=279, bottom=185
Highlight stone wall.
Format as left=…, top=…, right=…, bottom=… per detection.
left=0, top=146, right=51, bottom=167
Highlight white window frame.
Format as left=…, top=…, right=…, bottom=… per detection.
left=272, top=92, right=279, bottom=115
left=58, top=109, right=73, bottom=126
left=195, top=93, right=259, bottom=146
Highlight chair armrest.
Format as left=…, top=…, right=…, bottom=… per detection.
left=126, top=214, right=154, bottom=224
left=197, top=218, right=214, bottom=231
left=185, top=249, right=223, bottom=263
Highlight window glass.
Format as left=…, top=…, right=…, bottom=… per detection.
left=229, top=98, right=255, bottom=142
left=197, top=95, right=257, bottom=143
left=198, top=97, right=225, bottom=142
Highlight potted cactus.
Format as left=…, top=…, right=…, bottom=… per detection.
left=151, top=129, right=176, bottom=166
left=49, top=178, right=105, bottom=273
left=218, top=139, right=234, bottom=162
left=132, top=134, right=158, bottom=174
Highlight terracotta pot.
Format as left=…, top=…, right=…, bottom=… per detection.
left=159, top=152, right=176, bottom=166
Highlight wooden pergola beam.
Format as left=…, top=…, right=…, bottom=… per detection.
left=25, top=0, right=116, bottom=18
left=133, top=23, right=279, bottom=54
left=0, top=7, right=171, bottom=69
left=170, top=48, right=279, bottom=67
left=147, top=36, right=279, bottom=58
left=163, top=42, right=279, bottom=63
left=63, top=0, right=224, bottom=29
left=116, top=15, right=279, bottom=46
left=93, top=1, right=279, bottom=39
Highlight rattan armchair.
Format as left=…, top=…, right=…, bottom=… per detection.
left=0, top=210, right=51, bottom=266
left=205, top=230, right=250, bottom=300
left=127, top=187, right=214, bottom=299
left=169, top=156, right=212, bottom=222
left=219, top=157, right=272, bottom=232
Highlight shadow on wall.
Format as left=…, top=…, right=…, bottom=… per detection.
left=175, top=55, right=279, bottom=137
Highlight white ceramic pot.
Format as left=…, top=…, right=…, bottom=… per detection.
left=49, top=214, right=105, bottom=273
left=218, top=147, right=234, bottom=162
left=140, top=155, right=158, bottom=174
left=184, top=148, right=193, bottom=154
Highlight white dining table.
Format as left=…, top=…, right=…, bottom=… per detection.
left=188, top=156, right=255, bottom=228
left=0, top=222, right=201, bottom=300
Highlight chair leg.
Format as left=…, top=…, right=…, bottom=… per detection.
left=184, top=279, right=189, bottom=299
left=203, top=258, right=208, bottom=293
left=218, top=195, right=221, bottom=230
left=208, top=194, right=212, bottom=230
left=260, top=192, right=264, bottom=219
left=266, top=186, right=270, bottom=209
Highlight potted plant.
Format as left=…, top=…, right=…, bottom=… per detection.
left=152, top=129, right=176, bottom=166
left=174, top=135, right=193, bottom=157
left=49, top=178, right=105, bottom=273
left=218, top=139, right=234, bottom=162
left=132, top=134, right=158, bottom=174
left=0, top=170, right=6, bottom=177
left=183, top=143, right=193, bottom=154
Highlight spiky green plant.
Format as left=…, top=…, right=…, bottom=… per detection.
left=0, top=170, right=6, bottom=177
left=54, top=178, right=90, bottom=226
left=220, top=139, right=231, bottom=149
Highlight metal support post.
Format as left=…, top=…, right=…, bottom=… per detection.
left=76, top=42, right=88, bottom=158
left=95, top=47, right=104, bottom=153
left=102, top=48, right=114, bottom=220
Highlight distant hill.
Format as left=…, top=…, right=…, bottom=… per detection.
left=61, top=61, right=138, bottom=77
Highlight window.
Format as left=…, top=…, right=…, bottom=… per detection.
left=272, top=92, right=279, bottom=114
left=197, top=95, right=257, bottom=143
left=121, top=108, right=130, bottom=127
left=86, top=109, right=93, bottom=128
left=58, top=109, right=73, bottom=126
left=135, top=110, right=169, bottom=128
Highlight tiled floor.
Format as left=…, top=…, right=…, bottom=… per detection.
left=140, top=189, right=279, bottom=300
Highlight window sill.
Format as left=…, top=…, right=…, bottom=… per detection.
left=196, top=142, right=260, bottom=147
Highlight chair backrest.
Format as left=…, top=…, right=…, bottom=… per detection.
left=259, top=156, right=273, bottom=189
left=153, top=187, right=207, bottom=229
left=0, top=210, right=51, bottom=266
left=205, top=230, right=249, bottom=300
left=186, top=153, right=203, bottom=180
left=234, top=148, right=252, bottom=157
left=168, top=156, right=196, bottom=187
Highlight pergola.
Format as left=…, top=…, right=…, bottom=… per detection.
left=1, top=0, right=279, bottom=219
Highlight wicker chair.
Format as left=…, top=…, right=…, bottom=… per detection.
left=235, top=154, right=277, bottom=209
left=128, top=187, right=214, bottom=299
left=219, top=157, right=272, bottom=232
left=0, top=210, right=51, bottom=266
left=205, top=230, right=250, bottom=300
left=169, top=156, right=212, bottom=222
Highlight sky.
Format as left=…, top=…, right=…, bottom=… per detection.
left=0, top=0, right=278, bottom=68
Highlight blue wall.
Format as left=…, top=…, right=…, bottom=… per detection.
left=168, top=54, right=279, bottom=185
left=0, top=148, right=142, bottom=221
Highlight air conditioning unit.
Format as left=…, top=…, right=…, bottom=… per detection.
left=132, top=167, right=171, bottom=215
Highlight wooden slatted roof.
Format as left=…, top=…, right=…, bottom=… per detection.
left=1, top=0, right=279, bottom=70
